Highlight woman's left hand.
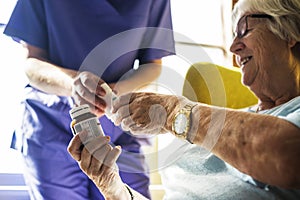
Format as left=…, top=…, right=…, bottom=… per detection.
left=67, top=132, right=126, bottom=198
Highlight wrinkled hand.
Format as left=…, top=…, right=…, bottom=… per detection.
left=71, top=71, right=107, bottom=117
left=67, top=132, right=126, bottom=198
left=112, top=92, right=188, bottom=135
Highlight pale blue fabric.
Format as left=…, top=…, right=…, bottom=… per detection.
left=255, top=96, right=300, bottom=128
left=161, top=96, right=300, bottom=200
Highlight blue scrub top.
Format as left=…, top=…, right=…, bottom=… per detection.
left=4, top=0, right=175, bottom=158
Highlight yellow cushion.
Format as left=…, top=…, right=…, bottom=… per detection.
left=182, top=62, right=258, bottom=109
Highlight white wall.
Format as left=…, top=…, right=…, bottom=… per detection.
left=0, top=26, right=27, bottom=173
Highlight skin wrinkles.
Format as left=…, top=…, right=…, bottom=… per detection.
left=233, top=19, right=265, bottom=86
left=231, top=17, right=298, bottom=110
left=254, top=35, right=297, bottom=107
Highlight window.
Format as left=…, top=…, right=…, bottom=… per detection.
left=159, top=0, right=233, bottom=96
left=0, top=33, right=27, bottom=172
left=0, top=1, right=27, bottom=174
left=0, top=0, right=16, bottom=25
left=0, top=2, right=30, bottom=198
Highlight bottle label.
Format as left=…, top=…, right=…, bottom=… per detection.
left=73, top=117, right=104, bottom=138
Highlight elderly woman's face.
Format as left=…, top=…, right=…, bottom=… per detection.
left=230, top=14, right=293, bottom=91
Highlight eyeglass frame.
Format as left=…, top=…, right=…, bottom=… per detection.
left=234, top=14, right=273, bottom=38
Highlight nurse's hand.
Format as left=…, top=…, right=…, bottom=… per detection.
left=67, top=132, right=130, bottom=199
left=112, top=92, right=188, bottom=135
left=71, top=71, right=108, bottom=117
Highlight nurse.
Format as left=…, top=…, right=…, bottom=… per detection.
left=4, top=1, right=175, bottom=199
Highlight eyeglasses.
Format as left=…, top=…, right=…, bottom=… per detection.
left=234, top=14, right=272, bottom=38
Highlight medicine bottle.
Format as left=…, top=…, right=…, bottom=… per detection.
left=69, top=104, right=105, bottom=137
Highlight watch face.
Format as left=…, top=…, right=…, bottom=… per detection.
left=174, top=113, right=188, bottom=134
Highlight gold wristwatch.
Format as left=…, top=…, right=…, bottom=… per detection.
left=172, top=103, right=196, bottom=140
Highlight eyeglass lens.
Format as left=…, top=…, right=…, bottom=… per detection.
left=236, top=16, right=247, bottom=38
left=234, top=14, right=272, bottom=38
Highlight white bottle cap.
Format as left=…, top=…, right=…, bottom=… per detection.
left=69, top=104, right=91, bottom=119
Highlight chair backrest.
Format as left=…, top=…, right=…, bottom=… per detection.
left=182, top=62, right=258, bottom=109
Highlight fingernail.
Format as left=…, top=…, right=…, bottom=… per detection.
left=105, top=135, right=110, bottom=141
left=115, top=145, right=122, bottom=151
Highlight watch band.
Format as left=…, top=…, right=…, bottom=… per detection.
left=172, top=103, right=197, bottom=142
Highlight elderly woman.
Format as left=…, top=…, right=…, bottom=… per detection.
left=68, top=0, right=300, bottom=199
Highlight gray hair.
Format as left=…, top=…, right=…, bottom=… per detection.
left=232, top=0, right=300, bottom=42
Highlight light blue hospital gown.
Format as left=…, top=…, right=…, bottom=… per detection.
left=160, top=96, right=300, bottom=200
